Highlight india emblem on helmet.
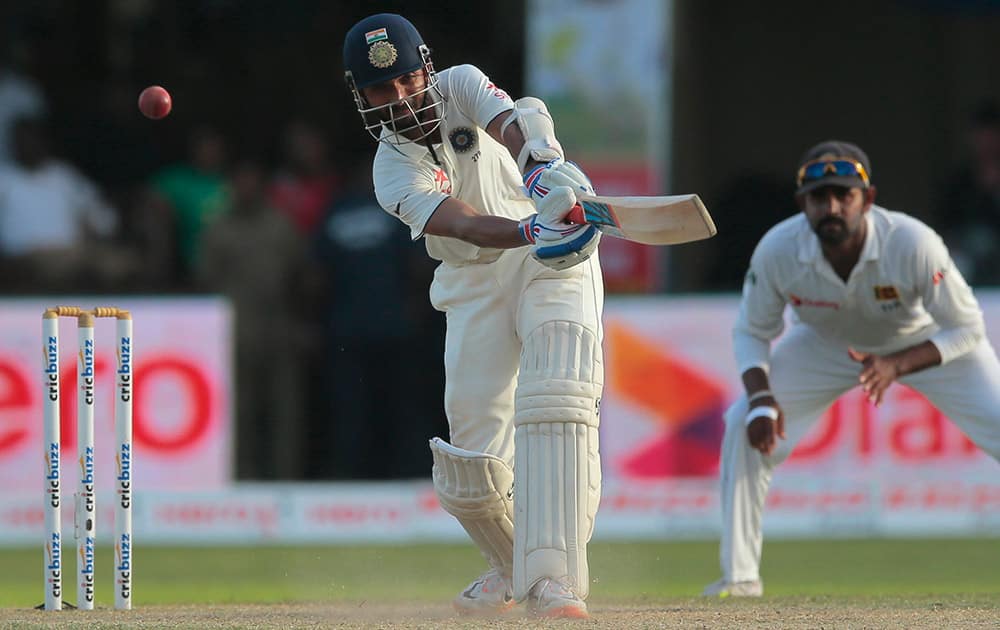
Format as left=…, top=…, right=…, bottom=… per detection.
left=368, top=41, right=398, bottom=69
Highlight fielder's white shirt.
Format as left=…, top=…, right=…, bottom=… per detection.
left=372, top=64, right=534, bottom=265
left=733, top=205, right=985, bottom=374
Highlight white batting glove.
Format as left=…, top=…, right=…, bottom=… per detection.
left=523, top=158, right=595, bottom=221
left=519, top=159, right=600, bottom=270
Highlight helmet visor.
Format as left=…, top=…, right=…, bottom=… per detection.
left=357, top=74, right=444, bottom=145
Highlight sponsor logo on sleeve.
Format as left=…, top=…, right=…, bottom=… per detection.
left=484, top=81, right=510, bottom=101
left=433, top=168, right=452, bottom=194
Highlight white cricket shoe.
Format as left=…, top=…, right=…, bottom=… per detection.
left=525, top=577, right=589, bottom=619
left=452, top=568, right=515, bottom=615
left=702, top=577, right=764, bottom=598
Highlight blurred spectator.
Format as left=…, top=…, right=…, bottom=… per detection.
left=0, top=116, right=127, bottom=292
left=0, top=41, right=46, bottom=165
left=268, top=120, right=340, bottom=236
left=147, top=125, right=229, bottom=287
left=937, top=100, right=1000, bottom=286
left=307, top=165, right=444, bottom=479
left=61, top=78, right=162, bottom=203
left=59, top=78, right=166, bottom=292
left=197, top=159, right=314, bottom=479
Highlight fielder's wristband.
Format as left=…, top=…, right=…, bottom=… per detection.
left=519, top=217, right=537, bottom=244
left=745, top=405, right=779, bottom=426
left=747, top=389, right=774, bottom=404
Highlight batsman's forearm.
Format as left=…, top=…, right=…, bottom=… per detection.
left=452, top=215, right=529, bottom=249
left=423, top=197, right=529, bottom=249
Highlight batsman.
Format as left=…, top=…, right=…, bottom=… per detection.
left=343, top=14, right=604, bottom=618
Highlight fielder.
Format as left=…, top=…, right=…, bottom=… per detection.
left=343, top=14, right=604, bottom=618
left=704, top=140, right=1000, bottom=597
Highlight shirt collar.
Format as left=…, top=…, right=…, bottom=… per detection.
left=379, top=126, right=443, bottom=161
left=797, top=208, right=880, bottom=264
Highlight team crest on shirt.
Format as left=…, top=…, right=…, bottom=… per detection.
left=873, top=285, right=900, bottom=300
left=368, top=41, right=397, bottom=69
left=873, top=285, right=902, bottom=311
left=449, top=127, right=477, bottom=153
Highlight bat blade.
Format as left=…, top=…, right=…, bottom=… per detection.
left=566, top=194, right=717, bottom=245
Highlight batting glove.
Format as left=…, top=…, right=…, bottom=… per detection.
left=519, top=159, right=600, bottom=270
left=523, top=158, right=595, bottom=220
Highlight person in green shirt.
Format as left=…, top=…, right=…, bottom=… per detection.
left=148, top=125, right=229, bottom=283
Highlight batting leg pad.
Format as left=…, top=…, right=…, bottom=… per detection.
left=513, top=321, right=603, bottom=600
left=430, top=437, right=515, bottom=577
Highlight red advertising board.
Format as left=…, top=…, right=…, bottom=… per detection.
left=0, top=298, right=233, bottom=493
left=597, top=294, right=1000, bottom=538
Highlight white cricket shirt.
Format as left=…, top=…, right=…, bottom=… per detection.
left=372, top=64, right=534, bottom=265
left=733, top=205, right=985, bottom=374
left=0, top=161, right=117, bottom=255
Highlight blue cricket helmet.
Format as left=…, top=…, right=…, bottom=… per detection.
left=343, top=13, right=428, bottom=90
left=343, top=13, right=444, bottom=144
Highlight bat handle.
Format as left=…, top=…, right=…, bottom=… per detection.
left=565, top=204, right=585, bottom=225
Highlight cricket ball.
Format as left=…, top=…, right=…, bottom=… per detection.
left=138, top=85, right=172, bottom=120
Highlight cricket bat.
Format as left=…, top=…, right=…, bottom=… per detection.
left=565, top=194, right=717, bottom=245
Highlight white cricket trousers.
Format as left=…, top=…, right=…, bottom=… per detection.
left=719, top=324, right=1000, bottom=582
left=428, top=247, right=604, bottom=465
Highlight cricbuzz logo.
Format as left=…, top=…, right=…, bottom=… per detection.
left=117, top=443, right=131, bottom=509
left=80, top=447, right=95, bottom=514
left=44, top=336, right=59, bottom=401
left=80, top=536, right=95, bottom=602
left=46, top=533, right=62, bottom=597
left=116, top=533, right=131, bottom=600
left=117, top=336, right=132, bottom=402
left=79, top=339, right=95, bottom=405
left=45, top=443, right=60, bottom=508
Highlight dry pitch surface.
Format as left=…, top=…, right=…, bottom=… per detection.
left=3, top=597, right=999, bottom=629
left=3, top=541, right=998, bottom=628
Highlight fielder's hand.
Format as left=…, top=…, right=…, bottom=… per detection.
left=746, top=394, right=785, bottom=456
left=519, top=159, right=600, bottom=270
left=848, top=347, right=899, bottom=406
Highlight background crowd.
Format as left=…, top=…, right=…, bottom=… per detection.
left=1, top=1, right=999, bottom=480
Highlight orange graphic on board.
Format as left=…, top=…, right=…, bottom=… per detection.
left=608, top=323, right=726, bottom=478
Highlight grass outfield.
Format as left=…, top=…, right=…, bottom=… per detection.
left=1, top=539, right=998, bottom=627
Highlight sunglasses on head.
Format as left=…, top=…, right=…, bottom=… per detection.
left=796, top=158, right=870, bottom=189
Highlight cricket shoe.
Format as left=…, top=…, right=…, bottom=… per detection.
left=525, top=577, right=589, bottom=619
left=701, top=577, right=763, bottom=598
left=452, top=568, right=515, bottom=616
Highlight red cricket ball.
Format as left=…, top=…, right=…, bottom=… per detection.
left=138, top=85, right=172, bottom=120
